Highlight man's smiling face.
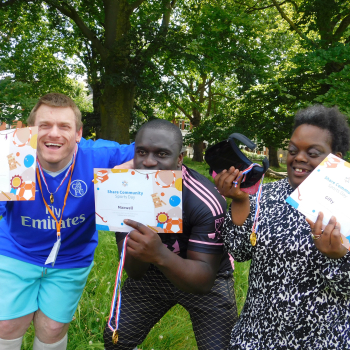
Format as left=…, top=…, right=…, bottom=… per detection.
left=134, top=128, right=183, bottom=171
left=35, top=104, right=82, bottom=172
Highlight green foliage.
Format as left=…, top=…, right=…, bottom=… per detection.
left=0, top=75, right=92, bottom=125
left=271, top=0, right=350, bottom=115
left=1, top=0, right=350, bottom=151
left=233, top=261, right=251, bottom=314
left=241, top=150, right=266, bottom=161
left=185, top=0, right=350, bottom=153
left=0, top=2, right=89, bottom=123
left=0, top=77, right=37, bottom=124
left=314, top=65, right=350, bottom=116
left=178, top=3, right=302, bottom=151
left=151, top=0, right=273, bottom=124
left=1, top=0, right=350, bottom=346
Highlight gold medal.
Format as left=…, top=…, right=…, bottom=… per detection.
left=250, top=231, right=257, bottom=246
left=112, top=330, right=119, bottom=344
left=37, top=146, right=77, bottom=206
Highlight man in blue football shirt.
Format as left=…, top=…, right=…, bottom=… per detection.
left=0, top=93, right=134, bottom=350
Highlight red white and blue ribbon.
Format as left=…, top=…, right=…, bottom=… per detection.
left=252, top=173, right=264, bottom=233
left=108, top=234, right=129, bottom=335
left=232, top=163, right=261, bottom=187
left=231, top=163, right=265, bottom=236
left=36, top=144, right=78, bottom=198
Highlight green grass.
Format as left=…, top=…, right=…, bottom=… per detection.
left=269, top=163, right=287, bottom=172
left=249, top=159, right=287, bottom=173
left=20, top=158, right=282, bottom=349
left=183, top=157, right=213, bottom=182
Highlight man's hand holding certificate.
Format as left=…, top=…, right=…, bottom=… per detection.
left=286, top=153, right=350, bottom=251
left=0, top=127, right=38, bottom=201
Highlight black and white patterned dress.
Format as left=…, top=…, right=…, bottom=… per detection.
left=222, top=178, right=350, bottom=349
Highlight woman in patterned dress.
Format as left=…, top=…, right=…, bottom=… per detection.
left=215, top=105, right=350, bottom=350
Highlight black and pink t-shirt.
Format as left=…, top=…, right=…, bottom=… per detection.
left=116, top=164, right=232, bottom=273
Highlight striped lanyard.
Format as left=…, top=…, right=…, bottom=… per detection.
left=252, top=174, right=264, bottom=234
left=232, top=163, right=261, bottom=187
left=36, top=145, right=78, bottom=204
left=249, top=175, right=264, bottom=246
left=231, top=163, right=264, bottom=246
left=108, top=234, right=129, bottom=344
left=36, top=145, right=78, bottom=242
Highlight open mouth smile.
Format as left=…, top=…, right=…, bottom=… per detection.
left=45, top=142, right=62, bottom=149
left=293, top=167, right=310, bottom=174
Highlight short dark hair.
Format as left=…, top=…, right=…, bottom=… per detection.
left=293, top=105, right=350, bottom=156
left=136, top=119, right=183, bottom=153
left=27, top=93, right=82, bottom=130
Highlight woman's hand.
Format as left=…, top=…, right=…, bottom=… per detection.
left=214, top=166, right=249, bottom=202
left=306, top=212, right=348, bottom=259
left=215, top=167, right=250, bottom=226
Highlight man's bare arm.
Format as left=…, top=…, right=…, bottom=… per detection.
left=123, top=219, right=222, bottom=294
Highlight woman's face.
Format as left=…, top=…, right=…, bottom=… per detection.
left=287, top=124, right=340, bottom=189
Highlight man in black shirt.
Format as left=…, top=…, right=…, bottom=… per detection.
left=104, top=119, right=237, bottom=350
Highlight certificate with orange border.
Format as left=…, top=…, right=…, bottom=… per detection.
left=94, top=169, right=182, bottom=233
left=286, top=153, right=350, bottom=250
left=0, top=127, right=38, bottom=201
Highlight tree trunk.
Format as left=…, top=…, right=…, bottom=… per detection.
left=99, top=82, right=135, bottom=144
left=91, top=82, right=102, bottom=140
left=268, top=145, right=280, bottom=168
left=192, top=141, right=204, bottom=162
left=97, top=0, right=135, bottom=143
left=266, top=168, right=287, bottom=179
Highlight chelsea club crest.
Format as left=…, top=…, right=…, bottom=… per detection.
left=70, top=179, right=88, bottom=198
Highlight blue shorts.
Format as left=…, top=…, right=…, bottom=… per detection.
left=0, top=255, right=93, bottom=323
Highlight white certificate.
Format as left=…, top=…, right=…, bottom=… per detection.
left=286, top=153, right=350, bottom=250
left=0, top=127, right=38, bottom=201
left=0, top=132, right=10, bottom=192
left=94, top=169, right=183, bottom=233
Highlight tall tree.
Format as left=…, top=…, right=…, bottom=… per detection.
left=1, top=0, right=178, bottom=142
left=253, top=0, right=350, bottom=112
left=149, top=0, right=272, bottom=161
left=218, top=0, right=350, bottom=166
left=48, top=0, right=177, bottom=143
left=0, top=2, right=89, bottom=122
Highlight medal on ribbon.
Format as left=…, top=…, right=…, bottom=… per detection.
left=36, top=145, right=78, bottom=266
left=250, top=173, right=264, bottom=247
left=107, top=235, right=129, bottom=344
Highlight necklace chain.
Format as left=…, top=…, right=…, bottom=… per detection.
left=133, top=169, right=158, bottom=175
left=36, top=145, right=78, bottom=203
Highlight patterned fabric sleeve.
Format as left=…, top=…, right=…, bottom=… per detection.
left=221, top=198, right=256, bottom=262
left=319, top=251, right=350, bottom=296
left=222, top=178, right=350, bottom=349
left=182, top=165, right=226, bottom=255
